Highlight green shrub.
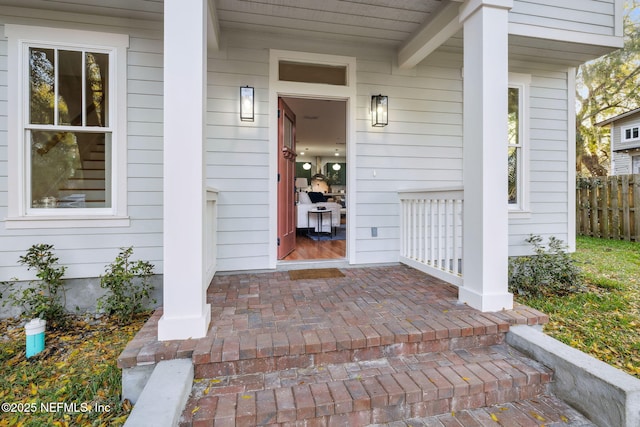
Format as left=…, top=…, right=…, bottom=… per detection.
left=1, top=244, right=68, bottom=327
left=508, top=235, right=585, bottom=298
left=97, top=247, right=155, bottom=324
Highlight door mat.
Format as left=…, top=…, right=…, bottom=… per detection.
left=289, top=268, right=345, bottom=280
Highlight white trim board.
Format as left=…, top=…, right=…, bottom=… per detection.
left=3, top=24, right=130, bottom=229
left=567, top=67, right=576, bottom=252
left=268, top=50, right=357, bottom=267
left=509, top=22, right=623, bottom=50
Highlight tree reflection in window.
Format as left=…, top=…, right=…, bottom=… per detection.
left=28, top=48, right=108, bottom=208
left=86, top=53, right=106, bottom=127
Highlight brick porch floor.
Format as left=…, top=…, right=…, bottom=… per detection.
left=118, top=265, right=595, bottom=426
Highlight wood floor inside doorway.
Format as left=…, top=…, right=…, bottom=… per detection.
left=282, top=233, right=346, bottom=261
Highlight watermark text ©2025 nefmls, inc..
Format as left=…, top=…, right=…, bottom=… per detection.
left=1, top=401, right=111, bottom=414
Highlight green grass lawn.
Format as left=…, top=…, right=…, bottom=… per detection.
left=0, top=313, right=148, bottom=427
left=517, top=235, right=640, bottom=378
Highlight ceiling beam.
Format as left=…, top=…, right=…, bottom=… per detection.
left=397, top=1, right=462, bottom=69
left=207, top=0, right=220, bottom=51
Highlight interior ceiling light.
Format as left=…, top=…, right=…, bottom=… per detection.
left=303, top=162, right=312, bottom=170
left=332, top=163, right=341, bottom=171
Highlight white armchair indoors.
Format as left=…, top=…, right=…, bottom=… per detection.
left=296, top=192, right=342, bottom=232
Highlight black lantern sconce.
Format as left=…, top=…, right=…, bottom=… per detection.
left=240, top=86, right=254, bottom=122
left=371, top=94, right=388, bottom=127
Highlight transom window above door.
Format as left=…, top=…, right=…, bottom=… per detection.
left=278, top=61, right=347, bottom=86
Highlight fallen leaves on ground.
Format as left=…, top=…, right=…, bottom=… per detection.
left=520, top=236, right=640, bottom=379
left=0, top=312, right=149, bottom=426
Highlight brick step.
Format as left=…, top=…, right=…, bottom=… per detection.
left=192, top=313, right=524, bottom=378
left=179, top=345, right=553, bottom=426
left=375, top=394, right=596, bottom=427
left=117, top=276, right=548, bottom=373
left=119, top=306, right=548, bottom=375
left=191, top=313, right=514, bottom=378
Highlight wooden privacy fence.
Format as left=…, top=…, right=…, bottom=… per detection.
left=576, top=174, right=640, bottom=241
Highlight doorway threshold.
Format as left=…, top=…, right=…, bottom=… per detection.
left=276, top=258, right=349, bottom=272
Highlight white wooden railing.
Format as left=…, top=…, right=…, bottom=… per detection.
left=398, top=187, right=463, bottom=287
left=205, top=187, right=219, bottom=287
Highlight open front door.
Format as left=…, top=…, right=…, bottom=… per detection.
left=277, top=98, right=297, bottom=259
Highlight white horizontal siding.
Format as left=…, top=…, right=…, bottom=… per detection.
left=0, top=11, right=578, bottom=277
left=0, top=13, right=165, bottom=281
left=511, top=0, right=616, bottom=37
left=206, top=40, right=271, bottom=271
left=611, top=115, right=640, bottom=152
left=353, top=50, right=464, bottom=264
left=509, top=63, right=571, bottom=255
left=208, top=31, right=574, bottom=267
left=613, top=151, right=631, bottom=175
left=605, top=114, right=640, bottom=175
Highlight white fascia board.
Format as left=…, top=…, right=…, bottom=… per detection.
left=397, top=2, right=462, bottom=69
left=509, top=23, right=624, bottom=50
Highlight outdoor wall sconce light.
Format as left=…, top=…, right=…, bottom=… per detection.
left=302, top=162, right=312, bottom=170
left=240, top=86, right=254, bottom=121
left=371, top=94, right=388, bottom=127
left=332, top=163, right=341, bottom=171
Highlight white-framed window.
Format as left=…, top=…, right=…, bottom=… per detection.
left=508, top=73, right=531, bottom=215
left=622, top=125, right=640, bottom=142
left=5, top=25, right=129, bottom=228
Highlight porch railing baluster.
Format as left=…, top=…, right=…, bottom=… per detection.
left=398, top=187, right=463, bottom=287
left=411, top=199, right=417, bottom=260
left=418, top=199, right=424, bottom=263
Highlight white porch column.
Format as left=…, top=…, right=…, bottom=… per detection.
left=158, top=0, right=211, bottom=340
left=459, top=0, right=514, bottom=312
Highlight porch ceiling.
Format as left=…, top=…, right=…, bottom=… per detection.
left=215, top=0, right=445, bottom=47
left=0, top=0, right=616, bottom=67
left=0, top=0, right=445, bottom=48
left=0, top=0, right=164, bottom=22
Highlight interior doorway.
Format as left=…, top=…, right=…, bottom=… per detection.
left=278, top=97, right=347, bottom=261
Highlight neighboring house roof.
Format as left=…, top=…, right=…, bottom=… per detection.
left=596, top=107, right=640, bottom=127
